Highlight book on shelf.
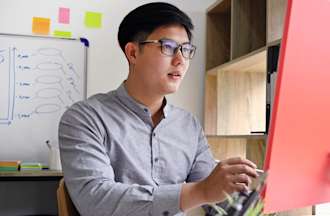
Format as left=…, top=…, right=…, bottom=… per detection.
left=0, top=160, right=21, bottom=171
left=20, top=162, right=43, bottom=171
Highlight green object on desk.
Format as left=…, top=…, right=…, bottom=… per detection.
left=0, top=167, right=18, bottom=171
left=20, top=162, right=42, bottom=170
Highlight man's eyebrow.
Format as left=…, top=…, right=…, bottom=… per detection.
left=160, top=37, right=190, bottom=44
left=159, top=37, right=175, bottom=41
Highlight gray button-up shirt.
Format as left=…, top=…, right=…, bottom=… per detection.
left=59, top=83, right=215, bottom=216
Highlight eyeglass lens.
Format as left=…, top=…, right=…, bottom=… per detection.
left=160, top=39, right=195, bottom=59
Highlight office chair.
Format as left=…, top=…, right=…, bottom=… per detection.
left=57, top=178, right=80, bottom=216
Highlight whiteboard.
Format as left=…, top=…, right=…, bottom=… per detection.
left=0, top=34, right=87, bottom=164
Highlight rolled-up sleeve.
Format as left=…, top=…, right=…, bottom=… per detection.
left=58, top=102, right=183, bottom=216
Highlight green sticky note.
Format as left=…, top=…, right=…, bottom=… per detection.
left=84, top=11, right=102, bottom=28
left=53, top=30, right=72, bottom=38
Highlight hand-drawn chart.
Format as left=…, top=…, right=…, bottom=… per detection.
left=0, top=48, right=15, bottom=125
left=1, top=47, right=83, bottom=124
left=0, top=34, right=87, bottom=163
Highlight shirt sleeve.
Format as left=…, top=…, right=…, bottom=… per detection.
left=186, top=117, right=216, bottom=182
left=58, top=102, right=183, bottom=216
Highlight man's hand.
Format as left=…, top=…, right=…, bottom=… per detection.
left=199, top=157, right=258, bottom=203
left=180, top=157, right=258, bottom=211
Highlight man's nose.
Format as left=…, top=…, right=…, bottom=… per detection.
left=172, top=47, right=186, bottom=65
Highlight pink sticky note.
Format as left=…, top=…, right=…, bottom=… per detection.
left=59, top=7, right=70, bottom=24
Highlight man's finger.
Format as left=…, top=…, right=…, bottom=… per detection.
left=233, top=182, right=249, bottom=193
left=226, top=164, right=258, bottom=178
left=222, top=157, right=257, bottom=169
left=231, top=174, right=251, bottom=186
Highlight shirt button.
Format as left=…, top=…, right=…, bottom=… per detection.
left=154, top=158, right=159, bottom=162
left=143, top=108, right=148, bottom=113
left=152, top=132, right=156, bottom=137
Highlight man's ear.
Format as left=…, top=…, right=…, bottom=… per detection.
left=124, top=42, right=139, bottom=65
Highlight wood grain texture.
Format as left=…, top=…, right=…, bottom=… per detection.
left=204, top=73, right=218, bottom=135
left=206, top=9, right=231, bottom=69
left=207, top=137, right=247, bottom=160
left=207, top=0, right=231, bottom=14
left=217, top=70, right=266, bottom=135
left=232, top=0, right=266, bottom=59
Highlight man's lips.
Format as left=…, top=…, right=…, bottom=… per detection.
left=168, top=71, right=182, bottom=77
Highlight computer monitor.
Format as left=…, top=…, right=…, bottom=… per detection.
left=263, top=0, right=330, bottom=213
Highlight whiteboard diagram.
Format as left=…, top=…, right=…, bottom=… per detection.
left=0, top=48, right=15, bottom=124
left=0, top=34, right=87, bottom=163
left=0, top=46, right=83, bottom=125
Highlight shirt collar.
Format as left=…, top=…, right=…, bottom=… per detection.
left=115, top=82, right=170, bottom=120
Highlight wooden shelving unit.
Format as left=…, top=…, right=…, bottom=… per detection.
left=206, top=0, right=231, bottom=70
left=231, top=0, right=266, bottom=59
left=205, top=47, right=267, bottom=136
left=204, top=0, right=313, bottom=214
left=208, top=135, right=266, bottom=169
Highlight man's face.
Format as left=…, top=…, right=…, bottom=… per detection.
left=133, top=25, right=191, bottom=96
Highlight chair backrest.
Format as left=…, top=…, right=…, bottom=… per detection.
left=57, top=178, right=80, bottom=216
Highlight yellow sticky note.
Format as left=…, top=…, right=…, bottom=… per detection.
left=32, top=17, right=50, bottom=35
left=53, top=30, right=72, bottom=38
left=84, top=11, right=102, bottom=28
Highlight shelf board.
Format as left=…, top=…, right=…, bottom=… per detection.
left=267, top=38, right=282, bottom=47
left=206, top=134, right=267, bottom=139
left=207, top=47, right=267, bottom=75
left=207, top=0, right=231, bottom=13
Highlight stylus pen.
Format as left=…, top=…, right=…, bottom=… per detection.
left=215, top=160, right=265, bottom=174
left=256, top=169, right=264, bottom=174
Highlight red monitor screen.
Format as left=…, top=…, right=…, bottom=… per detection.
left=263, top=0, right=330, bottom=213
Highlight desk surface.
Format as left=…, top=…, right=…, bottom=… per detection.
left=0, top=170, right=63, bottom=181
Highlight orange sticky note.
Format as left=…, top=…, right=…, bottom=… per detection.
left=32, top=17, right=50, bottom=35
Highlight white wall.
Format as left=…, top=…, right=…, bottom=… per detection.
left=1, top=1, right=330, bottom=215
left=0, top=0, right=217, bottom=122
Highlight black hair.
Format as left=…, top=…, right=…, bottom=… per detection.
left=118, top=2, right=194, bottom=53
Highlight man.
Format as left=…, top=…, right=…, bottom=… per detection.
left=59, top=2, right=258, bottom=216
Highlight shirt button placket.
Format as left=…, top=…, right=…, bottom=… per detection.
left=151, top=130, right=160, bottom=184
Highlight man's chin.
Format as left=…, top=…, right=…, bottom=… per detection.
left=160, top=86, right=179, bottom=95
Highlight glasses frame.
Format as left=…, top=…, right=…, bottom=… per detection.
left=139, top=39, right=196, bottom=59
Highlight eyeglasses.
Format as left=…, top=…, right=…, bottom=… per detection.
left=139, top=39, right=196, bottom=59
